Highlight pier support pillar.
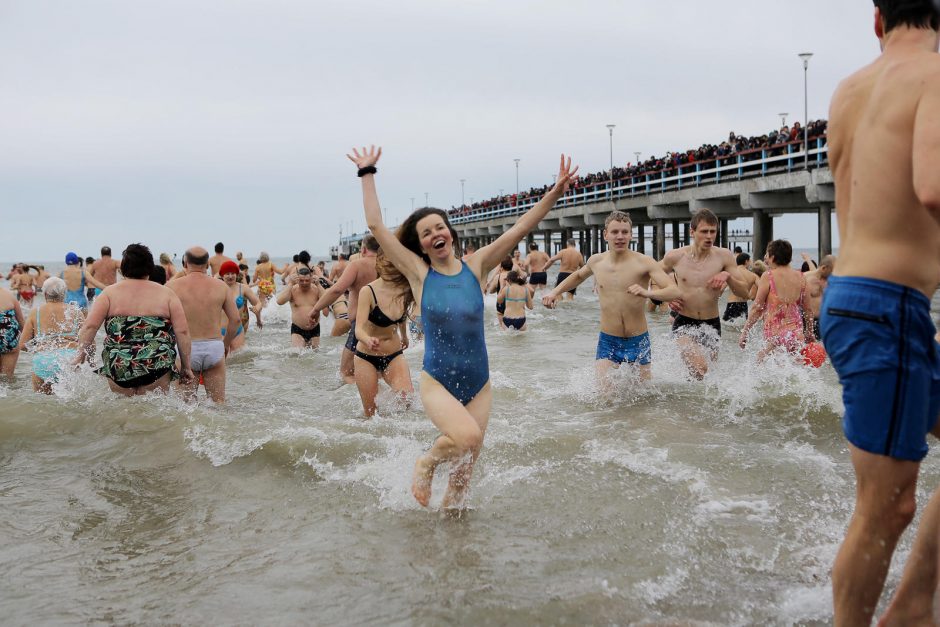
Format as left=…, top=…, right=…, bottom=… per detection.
left=655, top=220, right=666, bottom=260
left=753, top=211, right=773, bottom=259
left=672, top=220, right=680, bottom=250
left=543, top=230, right=551, bottom=254
left=682, top=223, right=690, bottom=246
left=636, top=224, right=646, bottom=254
left=579, top=229, right=586, bottom=256
left=592, top=226, right=600, bottom=255
left=526, top=233, right=535, bottom=250
left=818, top=202, right=833, bottom=259
left=719, top=219, right=729, bottom=249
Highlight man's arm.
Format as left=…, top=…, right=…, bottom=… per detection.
left=630, top=259, right=681, bottom=302
left=713, top=252, right=750, bottom=299
left=275, top=285, right=293, bottom=306
left=542, top=259, right=594, bottom=308
left=221, top=290, right=240, bottom=353
left=167, top=293, right=193, bottom=382
left=913, top=76, right=940, bottom=221
left=311, top=263, right=358, bottom=313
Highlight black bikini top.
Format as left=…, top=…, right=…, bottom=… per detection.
left=367, top=285, right=406, bottom=327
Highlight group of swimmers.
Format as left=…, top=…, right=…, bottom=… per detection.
left=1, top=4, right=938, bottom=621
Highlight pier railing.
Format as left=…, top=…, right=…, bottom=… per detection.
left=450, top=138, right=828, bottom=226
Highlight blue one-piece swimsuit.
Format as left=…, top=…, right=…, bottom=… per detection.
left=421, top=262, right=488, bottom=405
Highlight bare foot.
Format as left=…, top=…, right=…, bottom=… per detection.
left=411, top=454, right=436, bottom=507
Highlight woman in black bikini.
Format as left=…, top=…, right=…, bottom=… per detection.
left=353, top=254, right=414, bottom=417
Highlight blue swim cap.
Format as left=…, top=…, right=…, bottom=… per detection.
left=65, top=252, right=80, bottom=265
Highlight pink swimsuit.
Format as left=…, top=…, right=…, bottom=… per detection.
left=763, top=270, right=805, bottom=352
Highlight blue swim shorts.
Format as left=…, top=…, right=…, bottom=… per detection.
left=820, top=276, right=940, bottom=462
left=595, top=331, right=652, bottom=366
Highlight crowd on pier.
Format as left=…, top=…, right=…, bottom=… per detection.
left=447, top=119, right=828, bottom=220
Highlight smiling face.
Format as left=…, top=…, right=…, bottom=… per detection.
left=416, top=214, right=453, bottom=260
left=221, top=272, right=237, bottom=285
left=603, top=220, right=632, bottom=252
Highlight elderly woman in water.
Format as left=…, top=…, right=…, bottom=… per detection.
left=75, top=244, right=194, bottom=396
left=17, top=278, right=84, bottom=393
left=348, top=145, right=578, bottom=510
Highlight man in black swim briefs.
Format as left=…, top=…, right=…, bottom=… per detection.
left=277, top=267, right=325, bottom=349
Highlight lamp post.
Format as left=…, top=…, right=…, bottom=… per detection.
left=633, top=151, right=641, bottom=165
left=460, top=179, right=465, bottom=208
left=424, top=192, right=429, bottom=207
left=513, top=158, right=520, bottom=196
left=798, top=52, right=813, bottom=169
left=410, top=197, right=415, bottom=213
left=778, top=112, right=788, bottom=127
left=606, top=124, right=616, bottom=200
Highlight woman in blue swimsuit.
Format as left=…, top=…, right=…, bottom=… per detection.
left=348, top=146, right=578, bottom=510
left=0, top=285, right=24, bottom=381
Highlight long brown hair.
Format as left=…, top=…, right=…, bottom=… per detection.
left=375, top=250, right=415, bottom=317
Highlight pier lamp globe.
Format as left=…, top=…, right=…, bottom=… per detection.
left=606, top=124, right=616, bottom=200
left=798, top=52, right=813, bottom=168
left=778, top=112, right=788, bottom=127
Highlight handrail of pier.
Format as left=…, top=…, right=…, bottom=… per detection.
left=450, top=137, right=828, bottom=226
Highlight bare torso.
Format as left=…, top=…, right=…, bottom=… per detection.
left=168, top=273, right=231, bottom=340
left=356, top=278, right=407, bottom=355
left=591, top=251, right=657, bottom=336
left=803, top=269, right=828, bottom=316
left=728, top=267, right=758, bottom=303
left=345, top=258, right=378, bottom=322
left=664, top=247, right=733, bottom=319
left=288, top=284, right=324, bottom=330
left=558, top=248, right=584, bottom=273
left=209, top=254, right=233, bottom=278
left=527, top=251, right=550, bottom=273
left=91, top=257, right=120, bottom=286
left=829, top=45, right=940, bottom=296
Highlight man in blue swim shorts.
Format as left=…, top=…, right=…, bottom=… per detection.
left=823, top=2, right=940, bottom=623
left=542, top=211, right=680, bottom=385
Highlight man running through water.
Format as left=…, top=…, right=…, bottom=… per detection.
left=802, top=254, right=835, bottom=341
left=169, top=247, right=240, bottom=403
left=276, top=267, right=325, bottom=349
left=208, top=242, right=233, bottom=278
left=90, top=246, right=121, bottom=297
left=660, top=209, right=750, bottom=379
left=547, top=238, right=584, bottom=300
left=526, top=243, right=550, bottom=292
left=310, top=235, right=379, bottom=384
left=822, top=2, right=940, bottom=624
left=722, top=253, right=759, bottom=322
left=543, top=211, right=680, bottom=383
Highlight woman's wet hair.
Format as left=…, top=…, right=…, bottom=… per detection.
left=765, top=239, right=793, bottom=266
left=298, top=250, right=311, bottom=265
left=121, top=243, right=155, bottom=279
left=397, top=207, right=460, bottom=265
left=506, top=271, right=526, bottom=286
left=42, top=277, right=67, bottom=302
left=375, top=250, right=415, bottom=317
left=159, top=253, right=172, bottom=265
left=258, top=251, right=270, bottom=263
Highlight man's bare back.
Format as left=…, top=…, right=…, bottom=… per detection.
left=555, top=247, right=584, bottom=273
left=829, top=39, right=940, bottom=295
left=168, top=271, right=233, bottom=340
left=209, top=254, right=233, bottom=278
left=527, top=250, right=550, bottom=273
left=91, top=257, right=120, bottom=287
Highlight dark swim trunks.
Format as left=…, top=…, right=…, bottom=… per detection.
left=556, top=272, right=576, bottom=295
left=344, top=318, right=358, bottom=351
left=529, top=271, right=547, bottom=286
left=671, top=313, right=721, bottom=352
left=821, top=276, right=940, bottom=462
left=291, top=322, right=320, bottom=343
left=722, top=301, right=748, bottom=321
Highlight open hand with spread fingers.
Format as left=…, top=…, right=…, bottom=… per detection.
left=550, top=154, right=580, bottom=195
left=347, top=145, right=382, bottom=170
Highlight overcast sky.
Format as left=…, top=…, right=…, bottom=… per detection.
left=0, top=0, right=878, bottom=263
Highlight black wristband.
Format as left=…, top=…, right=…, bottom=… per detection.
left=357, top=166, right=377, bottom=177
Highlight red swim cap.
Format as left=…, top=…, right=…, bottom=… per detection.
left=219, top=260, right=239, bottom=276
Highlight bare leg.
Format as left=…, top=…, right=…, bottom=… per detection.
left=832, top=444, right=919, bottom=626
left=290, top=333, right=307, bottom=349
left=595, top=359, right=618, bottom=395
left=381, top=355, right=415, bottom=404
left=307, top=336, right=320, bottom=350
left=677, top=335, right=709, bottom=380
left=353, top=356, right=379, bottom=417
left=331, top=319, right=351, bottom=337
left=201, top=361, right=226, bottom=404
left=440, top=384, right=491, bottom=510
left=0, top=350, right=20, bottom=380
left=340, top=348, right=355, bottom=385
left=412, top=374, right=489, bottom=507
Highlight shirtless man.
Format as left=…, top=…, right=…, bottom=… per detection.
left=276, top=267, right=325, bottom=348
left=547, top=239, right=585, bottom=300
left=801, top=255, right=835, bottom=341
left=328, top=254, right=349, bottom=282
left=822, top=3, right=940, bottom=623
left=461, top=244, right=476, bottom=261
left=208, top=242, right=233, bottom=278
left=168, top=247, right=240, bottom=403
left=310, top=235, right=379, bottom=384
left=525, top=243, right=551, bottom=292
left=660, top=209, right=750, bottom=379
left=543, top=211, right=680, bottom=382
left=721, top=253, right=759, bottom=322
left=90, top=246, right=121, bottom=295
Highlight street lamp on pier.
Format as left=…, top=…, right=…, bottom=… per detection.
left=460, top=179, right=465, bottom=208
left=513, top=159, right=520, bottom=196
left=798, top=52, right=813, bottom=169
left=606, top=124, right=616, bottom=200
